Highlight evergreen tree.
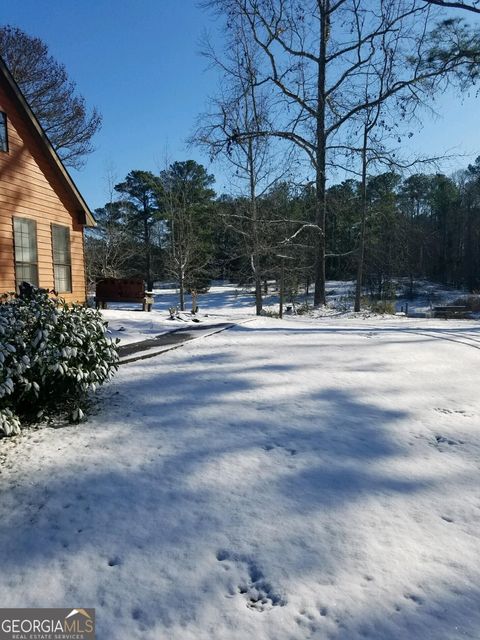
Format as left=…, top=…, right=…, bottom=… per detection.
left=159, top=161, right=216, bottom=309
left=114, top=171, right=163, bottom=290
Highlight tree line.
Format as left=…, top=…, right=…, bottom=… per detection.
left=85, top=157, right=480, bottom=312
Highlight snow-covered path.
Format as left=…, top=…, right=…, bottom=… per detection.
left=1, top=317, right=480, bottom=639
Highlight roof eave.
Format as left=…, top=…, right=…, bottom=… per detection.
left=0, top=56, right=96, bottom=227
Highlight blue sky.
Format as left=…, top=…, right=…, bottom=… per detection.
left=2, top=0, right=480, bottom=211
left=2, top=0, right=223, bottom=209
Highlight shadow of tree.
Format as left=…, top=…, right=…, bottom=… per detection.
left=0, top=322, right=479, bottom=639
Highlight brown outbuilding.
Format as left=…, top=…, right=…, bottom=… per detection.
left=0, top=56, right=95, bottom=304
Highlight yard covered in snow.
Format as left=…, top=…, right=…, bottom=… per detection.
left=99, top=279, right=479, bottom=347
left=1, top=304, right=480, bottom=638
left=99, top=283, right=265, bottom=345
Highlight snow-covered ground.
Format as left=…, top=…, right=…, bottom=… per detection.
left=1, top=311, right=480, bottom=639
left=308, top=280, right=475, bottom=318
left=99, top=280, right=477, bottom=347
left=394, top=280, right=471, bottom=316
left=100, top=283, right=273, bottom=345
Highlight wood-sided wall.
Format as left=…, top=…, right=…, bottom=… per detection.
left=0, top=80, right=87, bottom=304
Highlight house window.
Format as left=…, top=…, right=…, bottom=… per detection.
left=0, top=112, right=8, bottom=152
left=52, top=224, right=72, bottom=293
left=13, top=217, right=38, bottom=287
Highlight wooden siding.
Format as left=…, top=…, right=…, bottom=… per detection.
left=0, top=80, right=87, bottom=303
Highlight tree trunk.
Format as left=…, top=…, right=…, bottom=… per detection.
left=313, top=1, right=328, bottom=307
left=144, top=217, right=152, bottom=290
left=465, top=203, right=474, bottom=291
left=179, top=267, right=185, bottom=311
left=279, top=258, right=285, bottom=318
left=354, top=125, right=368, bottom=313
left=254, top=269, right=263, bottom=315
left=248, top=138, right=263, bottom=315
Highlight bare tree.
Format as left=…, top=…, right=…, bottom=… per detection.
left=423, top=0, right=480, bottom=13
left=85, top=231, right=137, bottom=286
left=0, top=25, right=101, bottom=168
left=194, top=23, right=293, bottom=314
left=203, top=0, right=478, bottom=306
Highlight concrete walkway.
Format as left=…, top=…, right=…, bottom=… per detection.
left=117, top=322, right=238, bottom=364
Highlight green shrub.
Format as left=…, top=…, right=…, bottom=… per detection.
left=260, top=307, right=280, bottom=318
left=295, top=302, right=310, bottom=316
left=0, top=286, right=118, bottom=436
left=369, top=299, right=396, bottom=314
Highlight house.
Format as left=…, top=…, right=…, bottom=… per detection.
left=0, top=56, right=95, bottom=304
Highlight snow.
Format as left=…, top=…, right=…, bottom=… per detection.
left=100, top=283, right=265, bottom=345
left=1, top=288, right=480, bottom=639
left=99, top=280, right=478, bottom=347
left=394, top=280, right=471, bottom=316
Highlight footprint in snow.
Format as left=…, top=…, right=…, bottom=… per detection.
left=295, top=606, right=329, bottom=635
left=295, top=610, right=318, bottom=635
left=131, top=608, right=145, bottom=622
left=216, top=550, right=285, bottom=612
left=131, top=607, right=153, bottom=632
left=435, top=435, right=464, bottom=446
left=441, top=515, right=454, bottom=523
left=434, top=408, right=467, bottom=416
left=262, top=443, right=298, bottom=456
left=404, top=593, right=424, bottom=605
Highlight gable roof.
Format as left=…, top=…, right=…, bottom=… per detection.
left=0, top=56, right=96, bottom=226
